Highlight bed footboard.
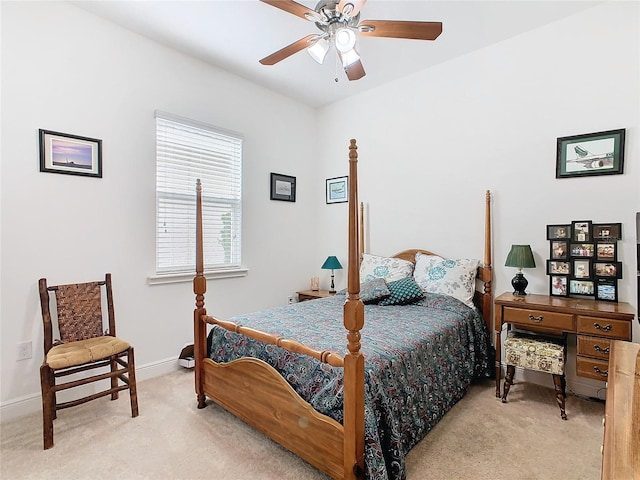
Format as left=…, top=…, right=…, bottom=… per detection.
left=192, top=140, right=368, bottom=480
left=202, top=357, right=344, bottom=479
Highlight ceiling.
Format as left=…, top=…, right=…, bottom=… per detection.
left=72, top=1, right=601, bottom=108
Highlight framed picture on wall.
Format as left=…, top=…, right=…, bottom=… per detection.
left=571, top=220, right=592, bottom=242
left=593, top=223, right=622, bottom=241
left=573, top=259, right=591, bottom=279
left=326, top=176, right=348, bottom=204
left=569, top=279, right=595, bottom=296
left=570, top=243, right=594, bottom=257
left=596, top=242, right=616, bottom=261
left=550, top=241, right=568, bottom=260
left=545, top=218, right=622, bottom=302
left=593, top=261, right=622, bottom=279
left=39, top=129, right=102, bottom=178
left=547, top=260, right=571, bottom=275
left=595, top=278, right=617, bottom=302
left=556, top=129, right=625, bottom=178
left=550, top=275, right=568, bottom=297
left=270, top=173, right=296, bottom=202
left=546, top=224, right=571, bottom=240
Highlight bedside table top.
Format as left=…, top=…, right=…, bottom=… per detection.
left=297, top=289, right=334, bottom=298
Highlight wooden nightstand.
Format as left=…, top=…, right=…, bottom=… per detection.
left=493, top=292, right=635, bottom=397
left=296, top=290, right=334, bottom=302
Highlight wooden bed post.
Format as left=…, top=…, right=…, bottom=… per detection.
left=483, top=190, right=493, bottom=334
left=194, top=179, right=207, bottom=409
left=343, top=139, right=365, bottom=479
left=359, top=202, right=365, bottom=259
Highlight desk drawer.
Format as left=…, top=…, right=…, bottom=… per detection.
left=503, top=307, right=574, bottom=331
left=577, top=335, right=612, bottom=360
left=577, top=316, right=631, bottom=340
left=576, top=356, right=609, bottom=380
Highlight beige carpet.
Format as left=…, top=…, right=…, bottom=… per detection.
left=1, top=369, right=605, bottom=479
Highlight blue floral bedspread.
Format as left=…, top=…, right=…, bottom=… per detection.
left=207, top=293, right=491, bottom=480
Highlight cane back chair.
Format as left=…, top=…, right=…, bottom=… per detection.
left=38, top=273, right=139, bottom=449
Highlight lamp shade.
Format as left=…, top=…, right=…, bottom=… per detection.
left=307, top=39, right=329, bottom=64
left=504, top=245, right=536, bottom=269
left=321, top=256, right=343, bottom=270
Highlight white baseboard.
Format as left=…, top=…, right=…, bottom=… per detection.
left=0, top=356, right=180, bottom=423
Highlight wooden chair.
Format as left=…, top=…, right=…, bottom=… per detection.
left=38, top=273, right=139, bottom=449
left=501, top=330, right=568, bottom=420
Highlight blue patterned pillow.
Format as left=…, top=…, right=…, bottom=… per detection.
left=377, top=277, right=424, bottom=306
left=359, top=253, right=414, bottom=283
left=359, top=278, right=390, bottom=303
left=336, top=278, right=391, bottom=304
left=413, top=253, right=479, bottom=309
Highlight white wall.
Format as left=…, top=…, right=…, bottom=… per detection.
left=1, top=1, right=638, bottom=420
left=315, top=1, right=639, bottom=395
left=0, top=1, right=319, bottom=419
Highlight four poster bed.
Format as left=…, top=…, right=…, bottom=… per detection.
left=192, top=139, right=493, bottom=480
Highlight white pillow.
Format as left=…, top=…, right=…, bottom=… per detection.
left=360, top=253, right=414, bottom=283
left=413, top=252, right=480, bottom=309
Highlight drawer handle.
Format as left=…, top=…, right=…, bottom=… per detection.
left=593, top=323, right=612, bottom=331
left=594, top=345, right=610, bottom=354
left=593, top=366, right=608, bottom=377
left=528, top=314, right=543, bottom=323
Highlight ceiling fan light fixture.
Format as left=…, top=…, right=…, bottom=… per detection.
left=307, top=39, right=329, bottom=64
left=334, top=27, right=356, bottom=53
left=259, top=0, right=444, bottom=82
left=340, top=47, right=360, bottom=67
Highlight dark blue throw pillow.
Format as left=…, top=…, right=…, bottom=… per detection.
left=377, top=277, right=424, bottom=306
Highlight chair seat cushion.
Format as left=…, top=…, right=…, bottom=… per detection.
left=504, top=331, right=566, bottom=375
left=46, top=336, right=130, bottom=370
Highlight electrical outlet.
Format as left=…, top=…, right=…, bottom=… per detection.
left=17, top=341, right=32, bottom=361
left=287, top=295, right=294, bottom=304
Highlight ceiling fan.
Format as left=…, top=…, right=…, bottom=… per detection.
left=259, top=0, right=443, bottom=81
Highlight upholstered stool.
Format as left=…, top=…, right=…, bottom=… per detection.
left=502, top=330, right=568, bottom=420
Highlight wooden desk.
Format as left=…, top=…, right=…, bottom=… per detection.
left=601, top=340, right=640, bottom=480
left=494, top=292, right=635, bottom=397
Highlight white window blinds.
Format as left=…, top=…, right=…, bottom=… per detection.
left=155, top=111, right=243, bottom=274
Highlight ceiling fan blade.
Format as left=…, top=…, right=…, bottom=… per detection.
left=338, top=0, right=367, bottom=18
left=359, top=20, right=443, bottom=40
left=259, top=0, right=320, bottom=22
left=342, top=58, right=366, bottom=81
left=259, top=35, right=319, bottom=65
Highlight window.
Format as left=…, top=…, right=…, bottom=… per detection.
left=155, top=111, right=242, bottom=277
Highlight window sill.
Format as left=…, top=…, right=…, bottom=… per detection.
left=147, top=267, right=249, bottom=285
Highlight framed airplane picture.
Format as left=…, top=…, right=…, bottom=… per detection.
left=556, top=129, right=625, bottom=178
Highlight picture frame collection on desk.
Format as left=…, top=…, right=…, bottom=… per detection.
left=546, top=220, right=622, bottom=302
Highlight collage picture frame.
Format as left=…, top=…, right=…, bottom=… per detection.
left=546, top=219, right=622, bottom=301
